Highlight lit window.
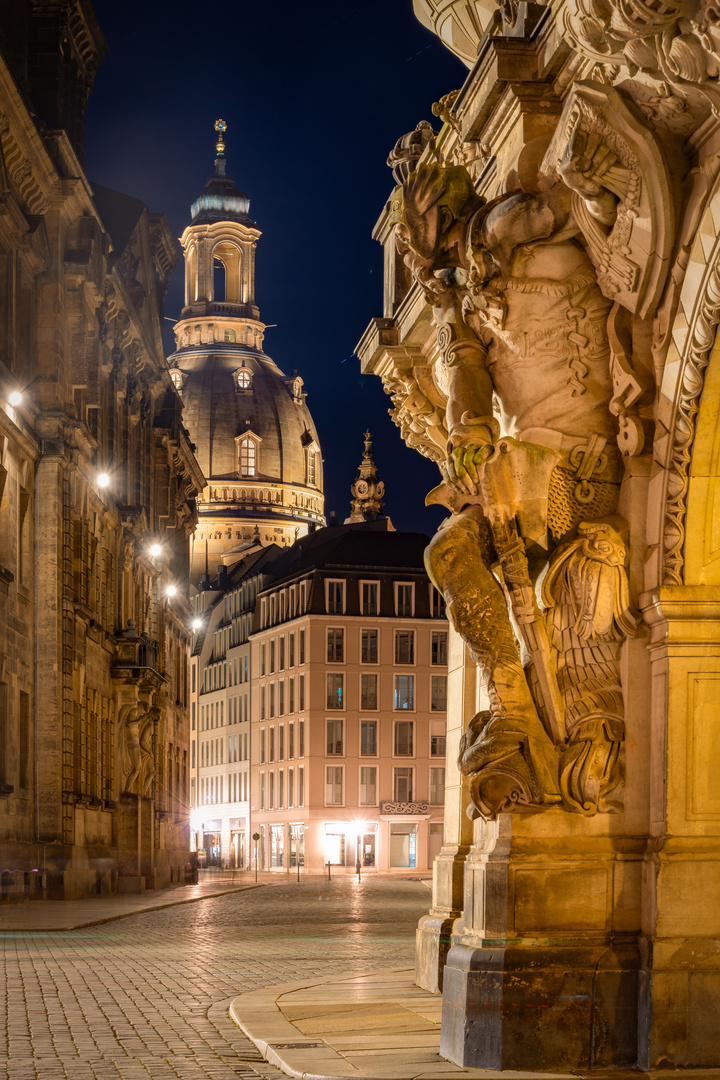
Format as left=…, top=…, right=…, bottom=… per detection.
left=170, top=370, right=183, bottom=392
left=235, top=368, right=251, bottom=389
left=326, top=673, right=343, bottom=710
left=225, top=329, right=237, bottom=343
left=394, top=675, right=414, bottom=711
left=239, top=437, right=257, bottom=476
left=360, top=766, right=377, bottom=806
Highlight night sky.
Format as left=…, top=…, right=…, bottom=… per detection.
left=84, top=0, right=466, bottom=536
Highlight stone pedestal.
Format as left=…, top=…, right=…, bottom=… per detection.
left=441, top=941, right=641, bottom=1071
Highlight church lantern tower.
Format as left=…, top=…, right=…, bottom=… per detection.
left=169, top=122, right=325, bottom=583
left=345, top=432, right=393, bottom=528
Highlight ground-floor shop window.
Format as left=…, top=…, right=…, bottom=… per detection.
left=389, top=822, right=417, bottom=868
left=289, top=823, right=304, bottom=866
left=270, top=824, right=284, bottom=867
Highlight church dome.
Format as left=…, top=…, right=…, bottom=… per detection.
left=171, top=122, right=325, bottom=582
left=168, top=340, right=322, bottom=496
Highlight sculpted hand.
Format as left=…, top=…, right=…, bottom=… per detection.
left=558, top=128, right=618, bottom=225
left=445, top=443, right=493, bottom=494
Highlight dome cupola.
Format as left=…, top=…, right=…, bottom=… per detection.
left=169, top=122, right=325, bottom=583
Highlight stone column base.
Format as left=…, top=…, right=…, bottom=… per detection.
left=415, top=912, right=458, bottom=993
left=440, top=940, right=641, bottom=1071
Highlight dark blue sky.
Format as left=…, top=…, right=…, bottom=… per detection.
left=85, top=1, right=466, bottom=534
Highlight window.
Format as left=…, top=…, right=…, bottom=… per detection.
left=327, top=628, right=344, bottom=663
left=431, top=675, right=447, bottom=711
left=269, top=771, right=275, bottom=809
left=289, top=722, right=295, bottom=759
left=394, top=675, right=414, bottom=710
left=326, top=718, right=344, bottom=755
left=326, top=673, right=343, bottom=709
left=289, top=633, right=295, bottom=667
left=269, top=683, right=275, bottom=718
left=299, top=630, right=305, bottom=665
left=170, top=369, right=183, bottom=392
left=395, top=631, right=415, bottom=665
left=396, top=583, right=414, bottom=617
left=394, top=767, right=413, bottom=803
left=289, top=678, right=295, bottom=713
left=279, top=637, right=285, bottom=670
left=431, top=587, right=446, bottom=618
left=270, top=640, right=275, bottom=673
left=260, top=728, right=265, bottom=763
left=259, top=771, right=265, bottom=809
left=431, top=631, right=447, bottom=665
left=278, top=770, right=284, bottom=809
left=260, top=643, right=266, bottom=676
left=269, top=727, right=275, bottom=762
left=360, top=673, right=377, bottom=710
left=298, top=766, right=305, bottom=806
left=430, top=734, right=446, bottom=757
left=361, top=629, right=378, bottom=664
left=288, top=768, right=294, bottom=807
left=225, top=329, right=237, bottom=343
left=299, top=720, right=305, bottom=758
left=327, top=580, right=344, bottom=614
left=360, top=766, right=377, bottom=806
left=279, top=681, right=285, bottom=716
left=361, top=582, right=378, bottom=615
left=325, top=765, right=343, bottom=805
left=235, top=368, right=251, bottom=389
left=299, top=674, right=305, bottom=711
left=430, top=767, right=446, bottom=805
left=279, top=724, right=285, bottom=760
left=394, top=720, right=414, bottom=756
left=238, top=436, right=258, bottom=477
left=360, top=720, right=377, bottom=756
left=307, top=449, right=317, bottom=486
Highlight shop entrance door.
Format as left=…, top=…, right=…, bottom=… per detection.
left=362, top=832, right=376, bottom=867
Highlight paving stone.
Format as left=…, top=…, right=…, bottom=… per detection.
left=1, top=877, right=428, bottom=1080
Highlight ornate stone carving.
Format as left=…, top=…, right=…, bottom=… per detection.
left=387, top=133, right=650, bottom=818
left=118, top=702, right=160, bottom=796
left=380, top=801, right=430, bottom=814
left=563, top=0, right=720, bottom=119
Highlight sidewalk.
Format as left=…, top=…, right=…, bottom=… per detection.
left=229, top=968, right=720, bottom=1080
left=0, top=874, right=266, bottom=931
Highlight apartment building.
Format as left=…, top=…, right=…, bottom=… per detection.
left=250, top=521, right=448, bottom=873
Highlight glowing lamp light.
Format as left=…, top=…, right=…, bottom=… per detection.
left=8, top=391, right=22, bottom=407
left=192, top=618, right=202, bottom=631
left=149, top=544, right=162, bottom=557
left=190, top=809, right=204, bottom=833
left=165, top=584, right=177, bottom=598
left=97, top=473, right=110, bottom=488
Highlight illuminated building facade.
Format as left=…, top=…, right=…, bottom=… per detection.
left=0, top=1, right=203, bottom=900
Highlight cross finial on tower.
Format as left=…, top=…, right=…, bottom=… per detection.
left=214, top=119, right=227, bottom=156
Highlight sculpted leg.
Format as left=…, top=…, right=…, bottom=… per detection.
left=426, top=509, right=561, bottom=819
left=542, top=517, right=637, bottom=814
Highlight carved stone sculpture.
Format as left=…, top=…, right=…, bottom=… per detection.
left=386, top=96, right=666, bottom=818
left=118, top=703, right=160, bottom=797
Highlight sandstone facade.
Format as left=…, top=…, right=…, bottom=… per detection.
left=358, top=0, right=720, bottom=1068
left=0, top=1, right=203, bottom=900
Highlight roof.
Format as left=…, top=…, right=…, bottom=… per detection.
left=266, top=522, right=431, bottom=585
left=91, top=183, right=146, bottom=254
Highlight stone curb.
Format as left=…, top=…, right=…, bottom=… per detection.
left=0, top=881, right=268, bottom=932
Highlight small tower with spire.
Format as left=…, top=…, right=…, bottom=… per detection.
left=345, top=431, right=392, bottom=526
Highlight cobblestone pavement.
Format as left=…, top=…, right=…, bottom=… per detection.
left=1, top=876, right=429, bottom=1080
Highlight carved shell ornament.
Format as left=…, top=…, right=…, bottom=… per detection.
left=564, top=0, right=720, bottom=117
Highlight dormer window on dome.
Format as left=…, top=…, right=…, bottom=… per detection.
left=236, top=432, right=261, bottom=477
left=234, top=368, right=252, bottom=392
left=169, top=369, right=183, bottom=394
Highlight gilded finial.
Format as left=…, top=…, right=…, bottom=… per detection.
left=214, top=118, right=227, bottom=156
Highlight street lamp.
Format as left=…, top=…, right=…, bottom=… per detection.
left=252, top=831, right=260, bottom=883
left=8, top=390, right=22, bottom=407
left=192, top=618, right=202, bottom=631
left=165, top=584, right=177, bottom=598
left=352, top=820, right=363, bottom=880
left=149, top=543, right=162, bottom=558
left=97, top=472, right=110, bottom=489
